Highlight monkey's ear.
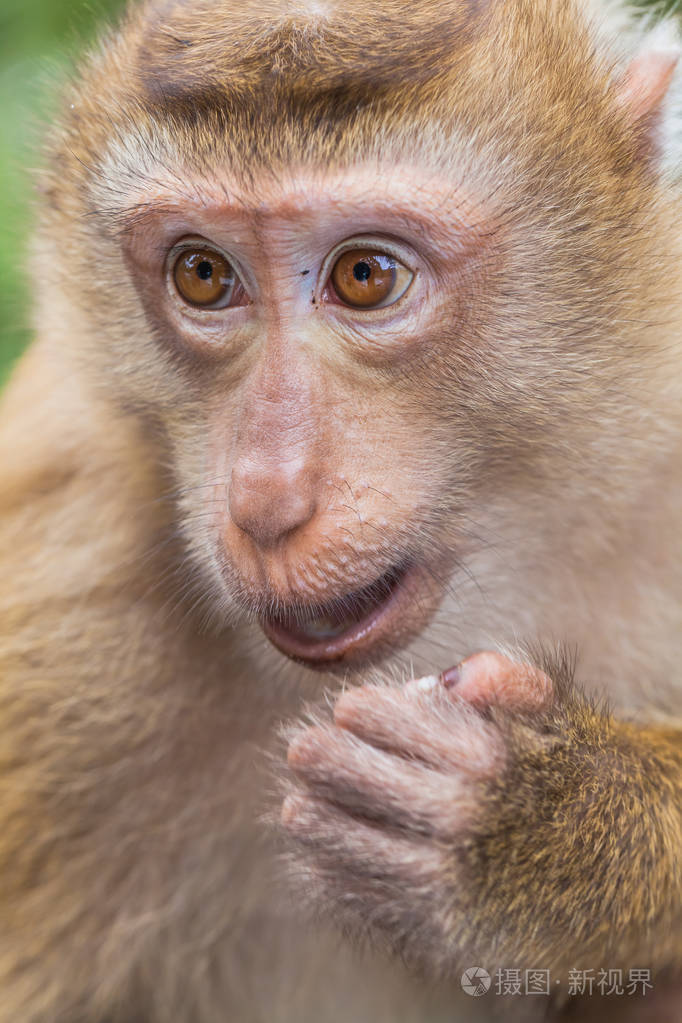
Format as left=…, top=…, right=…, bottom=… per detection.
left=616, top=42, right=680, bottom=160
left=619, top=49, right=679, bottom=124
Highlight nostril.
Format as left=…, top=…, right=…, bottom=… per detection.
left=228, top=461, right=317, bottom=548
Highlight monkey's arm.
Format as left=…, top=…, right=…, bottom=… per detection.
left=283, top=653, right=682, bottom=980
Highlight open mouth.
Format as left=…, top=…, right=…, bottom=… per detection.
left=260, top=561, right=415, bottom=667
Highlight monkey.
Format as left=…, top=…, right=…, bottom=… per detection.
left=1, top=0, right=682, bottom=1020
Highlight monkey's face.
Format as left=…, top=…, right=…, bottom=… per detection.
left=119, top=162, right=504, bottom=668
left=110, top=139, right=663, bottom=672
left=54, top=0, right=671, bottom=673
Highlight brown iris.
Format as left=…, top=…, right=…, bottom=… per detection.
left=331, top=250, right=399, bottom=308
left=173, top=248, right=238, bottom=308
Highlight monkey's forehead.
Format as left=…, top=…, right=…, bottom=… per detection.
left=134, top=0, right=479, bottom=102
left=47, top=0, right=640, bottom=216
left=93, top=2, right=613, bottom=160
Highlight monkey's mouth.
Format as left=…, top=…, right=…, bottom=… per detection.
left=261, top=561, right=418, bottom=667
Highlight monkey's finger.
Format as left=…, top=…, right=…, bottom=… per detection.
left=333, top=684, right=502, bottom=776
left=447, top=652, right=554, bottom=710
left=282, top=792, right=445, bottom=880
left=287, top=725, right=477, bottom=837
left=282, top=854, right=447, bottom=955
left=405, top=652, right=553, bottom=712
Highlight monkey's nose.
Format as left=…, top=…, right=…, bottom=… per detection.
left=228, top=460, right=317, bottom=549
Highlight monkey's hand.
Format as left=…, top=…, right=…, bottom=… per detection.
left=282, top=652, right=682, bottom=979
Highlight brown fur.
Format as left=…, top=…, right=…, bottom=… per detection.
left=2, top=0, right=682, bottom=1019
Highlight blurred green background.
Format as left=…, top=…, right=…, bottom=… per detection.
left=0, top=0, right=126, bottom=387
left=0, top=0, right=679, bottom=388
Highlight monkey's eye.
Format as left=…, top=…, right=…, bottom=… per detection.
left=330, top=249, right=413, bottom=309
left=172, top=247, right=246, bottom=309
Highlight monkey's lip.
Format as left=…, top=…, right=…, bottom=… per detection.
left=260, top=561, right=418, bottom=666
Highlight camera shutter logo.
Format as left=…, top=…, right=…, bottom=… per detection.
left=461, top=967, right=491, bottom=996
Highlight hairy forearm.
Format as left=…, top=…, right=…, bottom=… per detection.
left=463, top=703, right=682, bottom=975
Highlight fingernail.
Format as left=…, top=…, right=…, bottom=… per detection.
left=440, top=664, right=462, bottom=689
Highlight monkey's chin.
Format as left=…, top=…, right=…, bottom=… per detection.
left=260, top=560, right=429, bottom=669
